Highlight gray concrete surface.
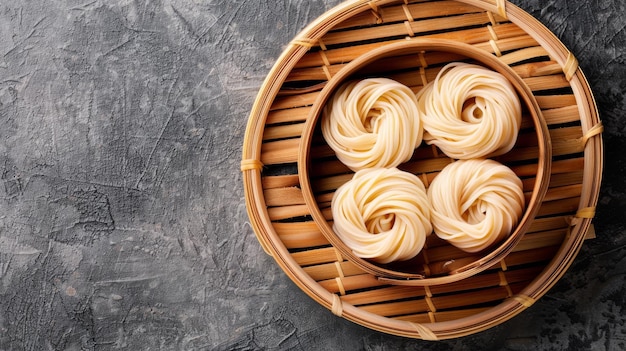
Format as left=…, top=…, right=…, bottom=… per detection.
left=0, top=0, right=624, bottom=350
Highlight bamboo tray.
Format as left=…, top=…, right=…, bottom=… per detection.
left=241, top=0, right=603, bottom=340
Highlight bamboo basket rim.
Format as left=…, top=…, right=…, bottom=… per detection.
left=297, top=38, right=552, bottom=286
left=241, top=0, right=604, bottom=340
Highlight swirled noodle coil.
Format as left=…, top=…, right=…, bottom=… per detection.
left=322, top=78, right=423, bottom=171
left=416, top=62, right=521, bottom=159
left=332, top=168, right=432, bottom=263
left=428, top=159, right=525, bottom=253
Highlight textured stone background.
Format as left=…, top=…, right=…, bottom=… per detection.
left=0, top=0, right=624, bottom=350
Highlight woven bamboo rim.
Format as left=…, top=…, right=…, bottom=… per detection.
left=298, top=38, right=552, bottom=285
left=241, top=0, right=603, bottom=340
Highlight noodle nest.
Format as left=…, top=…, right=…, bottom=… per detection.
left=416, top=62, right=521, bottom=159
left=322, top=78, right=423, bottom=171
left=332, top=167, right=432, bottom=263
left=427, top=159, right=525, bottom=253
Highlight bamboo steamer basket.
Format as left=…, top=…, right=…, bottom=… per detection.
left=298, top=38, right=552, bottom=285
left=241, top=0, right=603, bottom=340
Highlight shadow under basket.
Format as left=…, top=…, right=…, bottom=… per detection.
left=298, top=39, right=552, bottom=286
left=241, top=0, right=603, bottom=340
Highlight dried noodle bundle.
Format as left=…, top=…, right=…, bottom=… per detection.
left=428, top=159, right=525, bottom=253
left=416, top=62, right=521, bottom=159
left=332, top=167, right=432, bottom=263
left=322, top=78, right=423, bottom=171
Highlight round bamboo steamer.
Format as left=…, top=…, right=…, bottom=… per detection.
left=298, top=38, right=552, bottom=285
left=241, top=0, right=603, bottom=340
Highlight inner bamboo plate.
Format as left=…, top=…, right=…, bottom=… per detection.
left=298, top=39, right=552, bottom=285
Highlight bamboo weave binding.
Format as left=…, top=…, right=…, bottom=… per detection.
left=486, top=10, right=497, bottom=27
left=402, top=4, right=413, bottom=23
left=582, top=122, right=604, bottom=145
left=576, top=207, right=596, bottom=219
left=496, top=0, right=507, bottom=19
left=512, top=294, right=536, bottom=308
left=318, top=39, right=333, bottom=80
left=291, top=37, right=317, bottom=48
left=242, top=0, right=603, bottom=340
left=488, top=25, right=502, bottom=56
left=368, top=1, right=383, bottom=23
left=332, top=294, right=344, bottom=317
left=411, top=322, right=438, bottom=341
left=417, top=51, right=428, bottom=68
left=240, top=159, right=264, bottom=171
left=424, top=291, right=437, bottom=313
left=499, top=271, right=514, bottom=297
left=563, top=52, right=579, bottom=81
left=336, top=277, right=346, bottom=295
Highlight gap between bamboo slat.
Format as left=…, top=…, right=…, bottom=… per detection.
left=293, top=23, right=526, bottom=71
left=341, top=266, right=543, bottom=306
left=359, top=282, right=526, bottom=317
left=290, top=41, right=550, bottom=83
left=274, top=214, right=572, bottom=251
left=299, top=232, right=561, bottom=282
left=307, top=149, right=580, bottom=181
left=394, top=307, right=491, bottom=324
left=331, top=1, right=487, bottom=30
left=323, top=12, right=495, bottom=47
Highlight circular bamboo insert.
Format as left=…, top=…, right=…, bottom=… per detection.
left=298, top=39, right=552, bottom=285
left=241, top=0, right=603, bottom=340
